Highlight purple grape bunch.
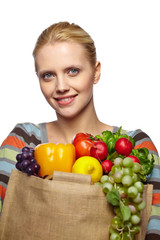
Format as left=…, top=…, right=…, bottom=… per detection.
left=16, top=146, right=40, bottom=176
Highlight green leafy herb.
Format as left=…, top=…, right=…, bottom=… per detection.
left=107, top=188, right=131, bottom=222
left=106, top=188, right=120, bottom=206
left=120, top=202, right=131, bottom=222
left=132, top=148, right=155, bottom=177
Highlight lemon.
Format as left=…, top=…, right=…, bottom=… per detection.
left=72, top=156, right=103, bottom=183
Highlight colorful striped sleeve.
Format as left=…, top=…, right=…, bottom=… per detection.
left=0, top=123, right=42, bottom=214
left=126, top=129, right=160, bottom=240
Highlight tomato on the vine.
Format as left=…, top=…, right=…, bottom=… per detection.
left=72, top=133, right=93, bottom=158
left=72, top=133, right=108, bottom=160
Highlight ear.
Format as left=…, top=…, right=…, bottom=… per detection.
left=93, top=61, right=101, bottom=84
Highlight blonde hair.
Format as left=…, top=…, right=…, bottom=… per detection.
left=33, top=21, right=97, bottom=67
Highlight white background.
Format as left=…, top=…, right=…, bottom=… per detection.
left=0, top=0, right=160, bottom=153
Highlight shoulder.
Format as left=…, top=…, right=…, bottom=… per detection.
left=12, top=122, right=42, bottom=137
left=113, top=127, right=158, bottom=156
left=127, top=129, right=158, bottom=155
left=1, top=122, right=45, bottom=148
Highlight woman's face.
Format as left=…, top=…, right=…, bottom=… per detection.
left=35, top=41, right=100, bottom=119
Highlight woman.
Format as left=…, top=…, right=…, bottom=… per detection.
left=0, top=21, right=159, bottom=239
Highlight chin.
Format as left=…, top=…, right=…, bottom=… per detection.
left=56, top=109, right=82, bottom=120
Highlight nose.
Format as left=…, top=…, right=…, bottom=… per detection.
left=56, top=75, right=70, bottom=93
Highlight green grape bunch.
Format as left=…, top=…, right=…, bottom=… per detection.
left=96, top=157, right=146, bottom=240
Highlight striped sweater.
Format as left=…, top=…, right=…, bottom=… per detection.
left=0, top=122, right=159, bottom=240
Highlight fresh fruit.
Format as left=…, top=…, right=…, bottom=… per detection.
left=34, top=143, right=76, bottom=177
left=122, top=232, right=133, bottom=240
left=103, top=182, right=113, bottom=193
left=122, top=175, right=133, bottom=187
left=72, top=156, right=103, bottom=183
left=110, top=232, right=121, bottom=240
left=101, top=159, right=113, bottom=174
left=16, top=128, right=150, bottom=240
left=128, top=203, right=137, bottom=214
left=100, top=175, right=109, bottom=183
left=114, top=157, right=123, bottom=166
left=132, top=162, right=141, bottom=173
left=111, top=216, right=123, bottom=230
left=132, top=173, right=138, bottom=183
left=97, top=153, right=146, bottom=240
left=131, top=214, right=141, bottom=225
left=90, top=141, right=108, bottom=161
left=123, top=167, right=133, bottom=176
left=137, top=200, right=146, bottom=210
left=134, top=181, right=144, bottom=193
left=115, top=138, right=133, bottom=156
left=72, top=132, right=108, bottom=160
left=72, top=133, right=93, bottom=158
left=118, top=187, right=128, bottom=198
left=16, top=146, right=40, bottom=176
left=133, top=193, right=143, bottom=204
left=128, top=155, right=140, bottom=164
left=130, top=226, right=140, bottom=235
left=127, top=186, right=138, bottom=198
left=122, top=157, right=134, bottom=168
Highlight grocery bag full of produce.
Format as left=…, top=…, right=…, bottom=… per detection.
left=0, top=127, right=156, bottom=240
left=0, top=169, right=152, bottom=240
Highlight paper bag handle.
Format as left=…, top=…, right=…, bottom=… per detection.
left=52, top=171, right=92, bottom=185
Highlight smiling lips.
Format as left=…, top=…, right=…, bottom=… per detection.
left=54, top=95, right=77, bottom=106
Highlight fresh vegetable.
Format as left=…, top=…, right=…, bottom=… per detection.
left=95, top=130, right=116, bottom=154
left=72, top=132, right=108, bottom=160
left=101, top=160, right=113, bottom=174
left=90, top=141, right=108, bottom=161
left=95, top=127, right=135, bottom=156
left=115, top=138, right=133, bottom=156
left=16, top=126, right=156, bottom=240
left=128, top=155, right=140, bottom=164
left=34, top=143, right=76, bottom=177
left=132, top=148, right=154, bottom=177
left=72, top=133, right=93, bottom=158
left=132, top=147, right=149, bottom=161
left=95, top=127, right=154, bottom=183
left=72, top=156, right=103, bottom=183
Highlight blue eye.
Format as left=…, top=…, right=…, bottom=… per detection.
left=42, top=72, right=54, bottom=80
left=68, top=68, right=79, bottom=76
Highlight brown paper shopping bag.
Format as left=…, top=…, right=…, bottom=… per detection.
left=0, top=169, right=153, bottom=240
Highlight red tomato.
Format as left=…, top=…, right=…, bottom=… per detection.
left=72, top=133, right=108, bottom=160
left=72, top=133, right=94, bottom=159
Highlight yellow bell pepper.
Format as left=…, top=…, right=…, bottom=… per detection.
left=34, top=143, right=76, bottom=177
